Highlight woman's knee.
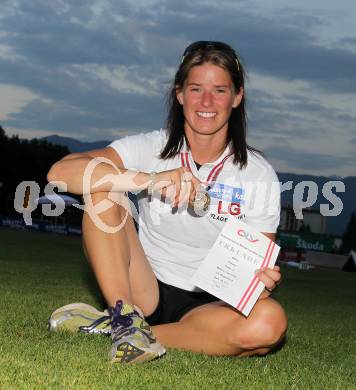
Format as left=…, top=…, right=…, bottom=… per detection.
left=84, top=191, right=130, bottom=222
left=233, top=298, right=288, bottom=350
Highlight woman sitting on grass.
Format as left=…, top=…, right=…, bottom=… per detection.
left=47, top=41, right=287, bottom=364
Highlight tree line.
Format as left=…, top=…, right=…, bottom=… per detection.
left=0, top=125, right=69, bottom=216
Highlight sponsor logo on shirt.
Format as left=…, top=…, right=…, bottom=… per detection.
left=217, top=201, right=241, bottom=216
left=208, top=211, right=246, bottom=223
left=208, top=201, right=241, bottom=222
left=208, top=184, right=245, bottom=204
left=207, top=184, right=246, bottom=222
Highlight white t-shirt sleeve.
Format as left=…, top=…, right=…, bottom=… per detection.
left=244, top=156, right=281, bottom=233
left=108, top=130, right=166, bottom=172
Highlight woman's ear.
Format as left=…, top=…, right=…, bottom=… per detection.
left=176, top=87, right=183, bottom=105
left=232, top=87, right=244, bottom=108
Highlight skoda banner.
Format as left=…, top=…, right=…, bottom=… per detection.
left=277, top=232, right=334, bottom=252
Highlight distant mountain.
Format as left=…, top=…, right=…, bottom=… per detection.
left=40, top=135, right=111, bottom=153
left=41, top=134, right=355, bottom=236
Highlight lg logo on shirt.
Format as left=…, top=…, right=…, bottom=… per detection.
left=237, top=229, right=259, bottom=243
left=217, top=201, right=241, bottom=216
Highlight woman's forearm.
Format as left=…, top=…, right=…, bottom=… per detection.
left=47, top=156, right=151, bottom=195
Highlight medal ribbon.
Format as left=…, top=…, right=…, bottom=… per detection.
left=180, top=152, right=192, bottom=172
left=180, top=151, right=233, bottom=185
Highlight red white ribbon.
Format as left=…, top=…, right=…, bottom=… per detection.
left=180, top=151, right=233, bottom=185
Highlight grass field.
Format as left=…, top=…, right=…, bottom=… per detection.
left=0, top=228, right=355, bottom=389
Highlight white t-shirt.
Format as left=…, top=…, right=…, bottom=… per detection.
left=109, top=129, right=280, bottom=291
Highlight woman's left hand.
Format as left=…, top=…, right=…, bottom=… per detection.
left=255, top=265, right=282, bottom=299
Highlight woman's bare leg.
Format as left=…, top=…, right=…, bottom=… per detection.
left=82, top=191, right=159, bottom=315
left=152, top=298, right=287, bottom=356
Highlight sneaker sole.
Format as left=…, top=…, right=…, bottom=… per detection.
left=111, top=340, right=166, bottom=364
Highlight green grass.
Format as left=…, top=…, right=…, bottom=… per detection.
left=0, top=228, right=355, bottom=390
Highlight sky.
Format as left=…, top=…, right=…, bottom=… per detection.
left=0, top=0, right=355, bottom=177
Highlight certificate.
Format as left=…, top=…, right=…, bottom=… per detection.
left=191, top=219, right=280, bottom=316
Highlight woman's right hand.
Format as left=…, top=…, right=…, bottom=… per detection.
left=153, top=167, right=202, bottom=208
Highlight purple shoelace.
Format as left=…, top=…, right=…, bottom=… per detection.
left=109, top=300, right=134, bottom=329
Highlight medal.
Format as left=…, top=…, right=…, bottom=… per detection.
left=191, top=185, right=210, bottom=212
left=181, top=151, right=232, bottom=215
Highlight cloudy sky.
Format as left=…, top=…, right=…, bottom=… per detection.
left=0, top=0, right=355, bottom=177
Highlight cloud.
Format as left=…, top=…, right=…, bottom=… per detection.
left=132, top=1, right=356, bottom=92
left=247, top=75, right=356, bottom=144
left=2, top=1, right=356, bottom=90
left=264, top=142, right=356, bottom=172
left=0, top=84, right=37, bottom=120
left=338, top=37, right=356, bottom=52
left=4, top=87, right=166, bottom=138
left=0, top=0, right=355, bottom=176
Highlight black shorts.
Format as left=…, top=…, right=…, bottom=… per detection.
left=145, top=279, right=219, bottom=326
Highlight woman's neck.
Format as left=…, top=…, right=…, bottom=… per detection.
left=185, top=129, right=227, bottom=165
